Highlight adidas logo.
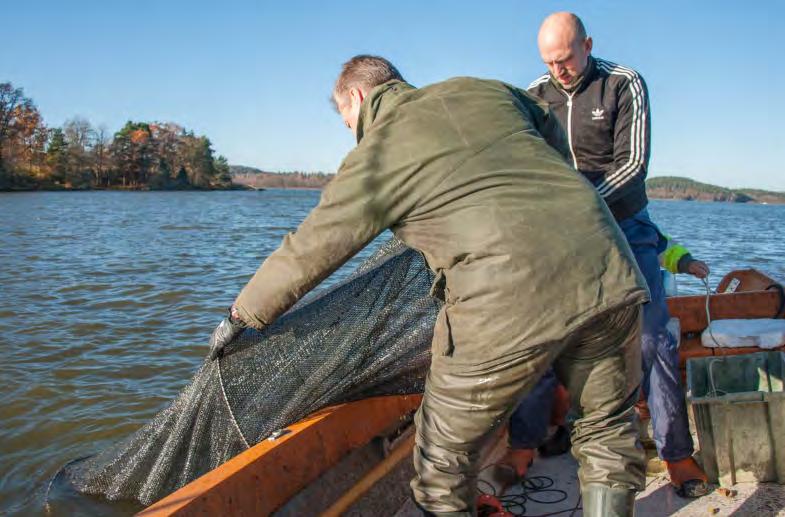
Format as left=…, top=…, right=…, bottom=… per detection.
left=591, top=108, right=604, bottom=120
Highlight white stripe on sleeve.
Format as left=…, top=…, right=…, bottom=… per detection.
left=527, top=74, right=550, bottom=90
left=593, top=59, right=648, bottom=197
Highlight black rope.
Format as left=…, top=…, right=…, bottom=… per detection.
left=764, top=283, right=785, bottom=319
left=43, top=455, right=91, bottom=513
left=477, top=463, right=580, bottom=517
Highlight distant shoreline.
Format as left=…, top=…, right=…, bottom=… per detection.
left=4, top=174, right=783, bottom=205
left=3, top=188, right=782, bottom=206
left=230, top=168, right=785, bottom=204
left=0, top=185, right=254, bottom=193
left=647, top=195, right=781, bottom=205
left=646, top=176, right=785, bottom=205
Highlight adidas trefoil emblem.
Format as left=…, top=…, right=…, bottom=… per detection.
left=591, top=107, right=605, bottom=120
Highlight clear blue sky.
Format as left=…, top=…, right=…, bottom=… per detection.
left=2, top=1, right=783, bottom=190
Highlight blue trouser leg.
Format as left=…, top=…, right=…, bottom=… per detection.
left=508, top=369, right=558, bottom=449
left=618, top=208, right=693, bottom=462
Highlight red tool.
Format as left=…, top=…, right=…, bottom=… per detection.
left=476, top=493, right=514, bottom=517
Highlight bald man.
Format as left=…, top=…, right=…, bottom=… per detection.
left=507, top=12, right=709, bottom=502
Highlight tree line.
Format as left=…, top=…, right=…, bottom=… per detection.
left=0, top=82, right=232, bottom=191
left=230, top=165, right=332, bottom=189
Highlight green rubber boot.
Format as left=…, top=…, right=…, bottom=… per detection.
left=581, top=484, right=637, bottom=517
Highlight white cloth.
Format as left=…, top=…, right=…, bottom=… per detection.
left=701, top=318, right=785, bottom=349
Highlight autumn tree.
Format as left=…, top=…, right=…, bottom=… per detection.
left=0, top=83, right=27, bottom=171
left=148, top=122, right=183, bottom=189
left=0, top=83, right=47, bottom=188
left=93, top=125, right=111, bottom=187
left=63, top=116, right=94, bottom=188
left=111, top=122, right=154, bottom=187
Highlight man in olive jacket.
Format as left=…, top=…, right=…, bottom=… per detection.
left=210, top=55, right=649, bottom=515
left=507, top=12, right=710, bottom=500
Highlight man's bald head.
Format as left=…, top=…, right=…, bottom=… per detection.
left=538, top=12, right=586, bottom=46
left=537, top=12, right=592, bottom=89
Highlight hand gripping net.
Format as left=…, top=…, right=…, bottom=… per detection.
left=62, top=239, right=438, bottom=506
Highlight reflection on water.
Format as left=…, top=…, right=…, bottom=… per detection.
left=0, top=192, right=782, bottom=515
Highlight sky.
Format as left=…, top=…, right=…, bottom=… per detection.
left=2, top=1, right=784, bottom=190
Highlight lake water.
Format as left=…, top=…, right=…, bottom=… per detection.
left=1, top=191, right=783, bottom=515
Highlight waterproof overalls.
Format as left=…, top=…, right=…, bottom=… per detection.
left=511, top=215, right=695, bottom=461
left=234, top=78, right=649, bottom=514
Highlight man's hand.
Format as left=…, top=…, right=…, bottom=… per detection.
left=686, top=260, right=710, bottom=279
left=208, top=306, right=246, bottom=360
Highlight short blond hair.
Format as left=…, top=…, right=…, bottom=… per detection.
left=332, top=55, right=404, bottom=108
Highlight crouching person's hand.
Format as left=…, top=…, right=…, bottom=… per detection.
left=208, top=306, right=246, bottom=360
left=686, top=259, right=710, bottom=279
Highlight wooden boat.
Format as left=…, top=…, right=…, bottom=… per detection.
left=140, top=269, right=785, bottom=517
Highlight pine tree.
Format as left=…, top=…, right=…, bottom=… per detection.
left=214, top=155, right=232, bottom=188
left=46, top=128, right=68, bottom=185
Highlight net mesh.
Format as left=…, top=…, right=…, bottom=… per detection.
left=61, top=239, right=438, bottom=506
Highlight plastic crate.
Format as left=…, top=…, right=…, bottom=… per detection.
left=686, top=351, right=785, bottom=486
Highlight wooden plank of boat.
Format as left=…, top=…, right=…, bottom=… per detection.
left=668, top=289, right=782, bottom=334
left=139, top=394, right=421, bottom=517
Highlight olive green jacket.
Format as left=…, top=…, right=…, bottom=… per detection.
left=235, top=78, right=648, bottom=362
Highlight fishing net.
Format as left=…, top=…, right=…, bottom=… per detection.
left=61, top=238, right=439, bottom=506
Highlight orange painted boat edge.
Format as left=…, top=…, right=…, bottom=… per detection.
left=139, top=394, right=422, bottom=517
left=139, top=270, right=784, bottom=515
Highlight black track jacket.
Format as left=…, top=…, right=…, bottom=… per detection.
left=528, top=56, right=651, bottom=221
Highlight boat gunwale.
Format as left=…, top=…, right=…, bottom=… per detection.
left=139, top=394, right=421, bottom=516
left=141, top=269, right=784, bottom=515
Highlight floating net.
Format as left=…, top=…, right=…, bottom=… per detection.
left=61, top=238, right=438, bottom=506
